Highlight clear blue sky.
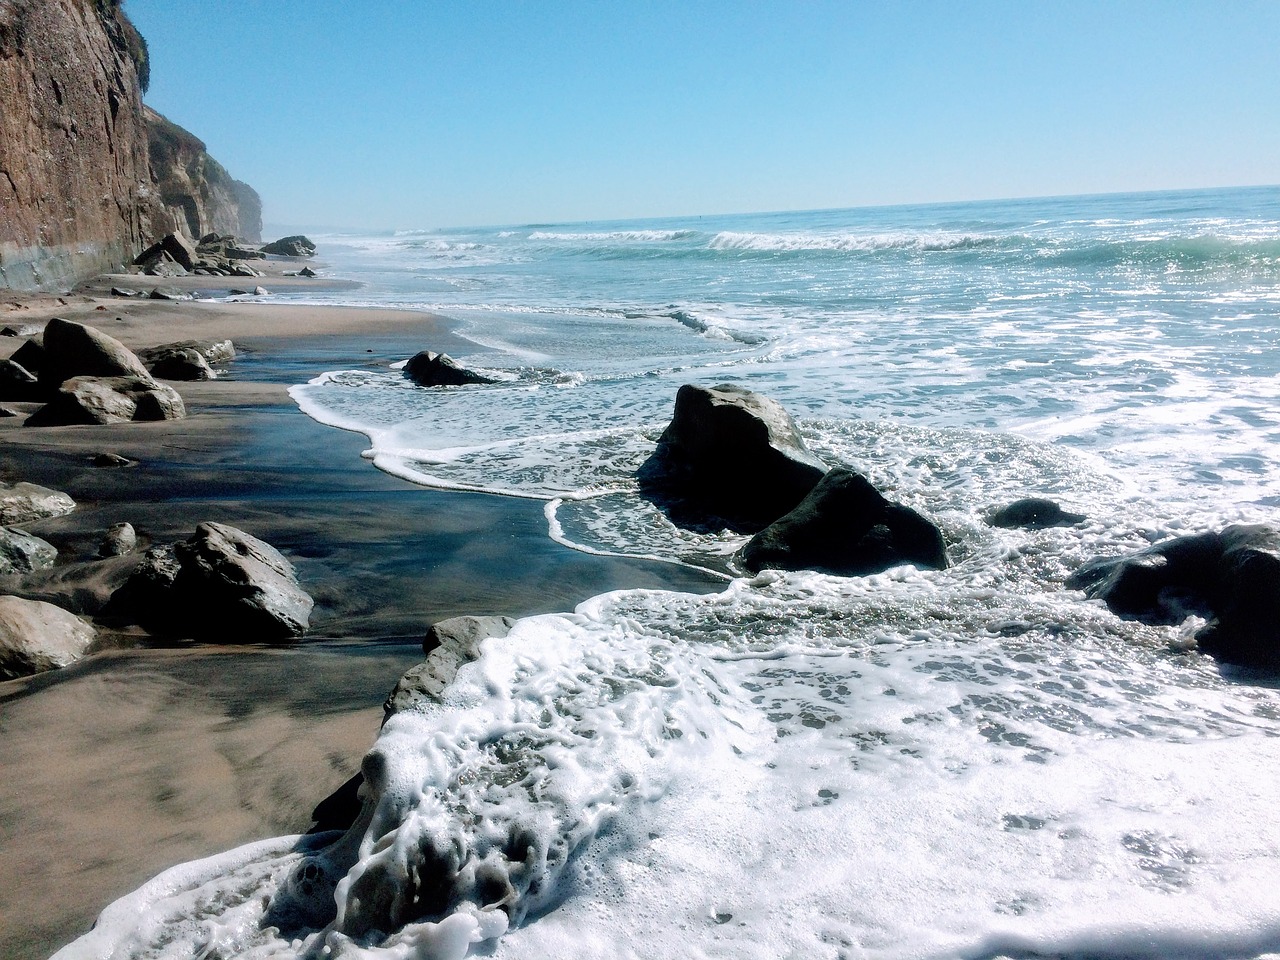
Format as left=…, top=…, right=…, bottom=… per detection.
left=126, top=0, right=1280, bottom=232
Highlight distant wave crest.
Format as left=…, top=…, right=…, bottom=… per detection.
left=529, top=229, right=701, bottom=243
left=708, top=231, right=1002, bottom=254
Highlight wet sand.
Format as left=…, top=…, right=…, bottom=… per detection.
left=0, top=283, right=723, bottom=959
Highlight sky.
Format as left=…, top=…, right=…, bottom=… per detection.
left=125, top=0, right=1280, bottom=233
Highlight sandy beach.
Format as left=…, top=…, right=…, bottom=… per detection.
left=0, top=270, right=723, bottom=960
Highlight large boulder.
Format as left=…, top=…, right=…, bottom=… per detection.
left=403, top=351, right=495, bottom=387
left=134, top=232, right=197, bottom=272
left=0, top=526, right=58, bottom=575
left=1069, top=524, right=1280, bottom=667
left=638, top=383, right=828, bottom=530
left=24, top=375, right=185, bottom=426
left=384, top=615, right=517, bottom=721
left=739, top=467, right=949, bottom=576
left=10, top=338, right=46, bottom=375
left=0, top=596, right=96, bottom=679
left=261, top=235, right=317, bottom=257
left=38, top=317, right=151, bottom=390
left=0, top=481, right=76, bottom=524
left=987, top=497, right=1086, bottom=530
left=109, top=522, right=313, bottom=642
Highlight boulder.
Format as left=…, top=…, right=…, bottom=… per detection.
left=109, top=522, right=312, bottom=642
left=38, top=317, right=151, bottom=389
left=1069, top=524, right=1280, bottom=667
left=144, top=347, right=215, bottom=381
left=110, top=287, right=143, bottom=298
left=253, top=286, right=269, bottom=296
left=25, top=376, right=185, bottom=426
left=11, top=338, right=45, bottom=375
left=0, top=359, right=41, bottom=401
left=2, top=323, right=43, bottom=337
left=298, top=266, right=317, bottom=278
left=0, top=481, right=76, bottom=524
left=260, top=235, right=317, bottom=257
left=0, top=526, right=58, bottom=575
left=226, top=246, right=266, bottom=261
left=134, top=232, right=197, bottom=271
left=139, top=338, right=235, bottom=366
left=638, top=383, right=829, bottom=530
left=148, top=286, right=194, bottom=301
left=144, top=260, right=188, bottom=278
left=0, top=597, right=96, bottom=679
left=384, top=615, right=517, bottom=721
left=739, top=467, right=949, bottom=576
left=403, top=351, right=496, bottom=387
left=987, top=498, right=1086, bottom=529
left=90, top=452, right=135, bottom=468
left=97, top=522, right=137, bottom=558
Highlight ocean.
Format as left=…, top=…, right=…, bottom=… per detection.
left=61, top=186, right=1280, bottom=959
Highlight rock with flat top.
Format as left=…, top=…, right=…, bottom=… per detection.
left=25, top=375, right=185, bottom=426
left=0, top=526, right=58, bottom=574
left=38, top=317, right=151, bottom=389
left=739, top=467, right=948, bottom=576
left=0, top=481, right=76, bottom=524
left=0, top=596, right=96, bottom=679
left=110, top=522, right=312, bottom=642
left=384, top=615, right=517, bottom=721
left=403, top=351, right=496, bottom=387
left=638, top=382, right=829, bottom=530
left=260, top=235, right=317, bottom=257
left=987, top=498, right=1086, bottom=529
left=148, top=286, right=193, bottom=301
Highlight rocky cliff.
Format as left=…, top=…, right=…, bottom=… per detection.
left=0, top=0, right=260, bottom=291
left=146, top=106, right=261, bottom=244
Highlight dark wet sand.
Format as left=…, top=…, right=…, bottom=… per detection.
left=0, top=293, right=723, bottom=959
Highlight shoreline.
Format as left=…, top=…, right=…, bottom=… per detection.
left=0, top=278, right=724, bottom=960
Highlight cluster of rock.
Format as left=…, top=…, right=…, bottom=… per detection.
left=0, top=477, right=315, bottom=677
left=261, top=235, right=317, bottom=258
left=133, top=231, right=266, bottom=279
left=638, top=383, right=950, bottom=577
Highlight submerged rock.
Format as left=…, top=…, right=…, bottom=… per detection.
left=25, top=375, right=185, bottom=426
left=0, top=481, right=76, bottom=524
left=739, top=467, right=948, bottom=576
left=638, top=382, right=828, bottom=530
left=90, top=452, right=135, bottom=468
left=1069, top=524, right=1280, bottom=668
left=109, top=522, right=312, bottom=642
left=403, top=351, right=495, bottom=387
left=987, top=497, right=1086, bottom=529
left=0, top=525, right=58, bottom=574
left=0, top=596, right=96, bottom=679
left=383, top=615, right=518, bottom=721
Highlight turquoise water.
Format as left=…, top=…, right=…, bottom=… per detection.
left=64, top=187, right=1280, bottom=959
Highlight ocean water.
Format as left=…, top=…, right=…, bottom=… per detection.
left=59, top=187, right=1280, bottom=960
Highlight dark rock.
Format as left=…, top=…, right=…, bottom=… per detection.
left=0, top=406, right=20, bottom=418
left=298, top=266, right=317, bottom=278
left=97, top=522, right=137, bottom=558
left=11, top=338, right=45, bottom=374
left=226, top=246, right=266, bottom=260
left=260, top=235, right=317, bottom=257
left=146, top=347, right=214, bottom=381
left=638, top=383, right=828, bottom=531
left=25, top=375, right=185, bottom=426
left=0, top=526, right=58, bottom=575
left=148, top=286, right=193, bottom=301
left=110, top=287, right=143, bottom=298
left=987, top=498, right=1086, bottom=529
left=91, top=452, right=135, bottom=468
left=134, top=232, right=197, bottom=271
left=403, top=351, right=496, bottom=387
left=1, top=324, right=43, bottom=337
left=1069, top=524, right=1280, bottom=667
left=38, top=317, right=151, bottom=389
left=228, top=288, right=250, bottom=296
left=308, top=771, right=365, bottom=835
left=109, top=522, right=312, bottom=642
left=0, top=481, right=76, bottom=524
left=0, top=596, right=97, bottom=680
left=253, top=286, right=269, bottom=296
left=0, top=359, right=42, bottom=401
left=739, top=467, right=948, bottom=576
left=384, top=615, right=518, bottom=721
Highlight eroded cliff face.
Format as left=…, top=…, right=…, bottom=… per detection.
left=0, top=0, right=261, bottom=291
left=0, top=0, right=156, bottom=290
left=147, top=106, right=262, bottom=243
